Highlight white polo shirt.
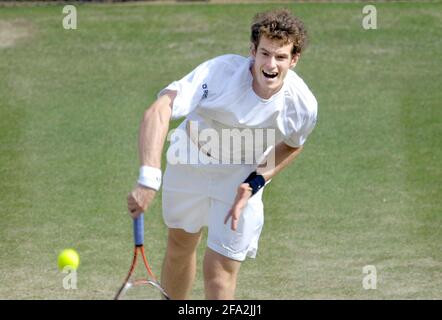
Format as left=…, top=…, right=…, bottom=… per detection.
left=159, top=54, right=318, bottom=163
left=159, top=55, right=318, bottom=260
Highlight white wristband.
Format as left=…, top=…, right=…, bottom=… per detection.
left=137, top=166, right=162, bottom=191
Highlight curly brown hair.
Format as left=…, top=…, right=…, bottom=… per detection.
left=250, top=9, right=308, bottom=55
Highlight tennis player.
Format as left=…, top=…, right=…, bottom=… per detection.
left=127, top=9, right=318, bottom=299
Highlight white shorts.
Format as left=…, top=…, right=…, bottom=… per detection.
left=162, top=128, right=265, bottom=261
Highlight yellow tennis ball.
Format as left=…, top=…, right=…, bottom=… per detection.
left=58, top=249, right=80, bottom=271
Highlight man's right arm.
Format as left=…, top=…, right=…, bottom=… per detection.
left=138, top=91, right=176, bottom=168
left=127, top=90, right=176, bottom=218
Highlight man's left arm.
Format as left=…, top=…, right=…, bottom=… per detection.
left=225, top=142, right=303, bottom=230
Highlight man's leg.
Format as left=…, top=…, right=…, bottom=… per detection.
left=161, top=228, right=202, bottom=299
left=203, top=248, right=241, bottom=299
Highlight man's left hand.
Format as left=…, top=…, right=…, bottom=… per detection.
left=224, top=183, right=252, bottom=231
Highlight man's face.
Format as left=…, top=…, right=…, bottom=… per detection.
left=251, top=35, right=299, bottom=99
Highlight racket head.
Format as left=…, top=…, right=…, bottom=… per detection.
left=115, top=279, right=170, bottom=300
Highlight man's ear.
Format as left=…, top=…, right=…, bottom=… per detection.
left=250, top=43, right=257, bottom=57
left=290, top=53, right=300, bottom=68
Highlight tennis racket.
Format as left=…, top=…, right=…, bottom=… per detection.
left=114, top=213, right=170, bottom=300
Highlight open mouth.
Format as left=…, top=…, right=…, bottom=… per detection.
left=262, top=70, right=278, bottom=79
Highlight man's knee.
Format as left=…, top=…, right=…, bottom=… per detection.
left=203, top=249, right=241, bottom=299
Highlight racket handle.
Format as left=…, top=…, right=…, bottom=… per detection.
left=133, top=213, right=144, bottom=246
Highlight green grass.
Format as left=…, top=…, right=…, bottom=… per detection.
left=0, top=2, right=441, bottom=299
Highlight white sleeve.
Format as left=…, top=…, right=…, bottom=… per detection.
left=282, top=93, right=318, bottom=148
left=158, top=59, right=215, bottom=120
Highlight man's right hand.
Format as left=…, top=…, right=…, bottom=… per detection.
left=127, top=185, right=157, bottom=218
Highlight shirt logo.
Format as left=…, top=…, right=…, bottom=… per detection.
left=202, top=83, right=208, bottom=99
